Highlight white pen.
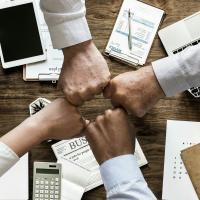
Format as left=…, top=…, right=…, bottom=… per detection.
left=128, top=9, right=133, bottom=50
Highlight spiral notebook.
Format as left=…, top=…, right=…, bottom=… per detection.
left=104, top=0, right=165, bottom=67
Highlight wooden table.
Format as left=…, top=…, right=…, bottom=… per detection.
left=0, top=0, right=200, bottom=199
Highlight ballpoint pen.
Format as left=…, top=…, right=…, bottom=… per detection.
left=128, top=9, right=133, bottom=51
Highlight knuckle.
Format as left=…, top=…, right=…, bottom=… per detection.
left=115, top=108, right=125, bottom=115
left=96, top=115, right=104, bottom=124
left=114, top=90, right=125, bottom=99
left=111, top=78, right=118, bottom=87
left=130, top=103, right=145, bottom=117
left=86, top=123, right=96, bottom=134
left=105, top=109, right=113, bottom=117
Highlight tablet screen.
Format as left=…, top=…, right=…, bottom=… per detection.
left=0, top=2, right=43, bottom=63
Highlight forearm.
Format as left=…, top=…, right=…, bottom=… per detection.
left=152, top=44, right=200, bottom=97
left=40, top=0, right=92, bottom=49
left=0, top=117, right=45, bottom=157
left=100, top=155, right=157, bottom=200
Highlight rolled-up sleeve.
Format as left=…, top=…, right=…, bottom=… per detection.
left=152, top=44, right=200, bottom=97
left=40, top=0, right=92, bottom=49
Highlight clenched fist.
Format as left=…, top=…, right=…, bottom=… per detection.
left=31, top=98, right=85, bottom=140
left=60, top=40, right=111, bottom=105
left=86, top=108, right=135, bottom=164
left=104, top=66, right=165, bottom=117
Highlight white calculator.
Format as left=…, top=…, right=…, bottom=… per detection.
left=33, top=162, right=62, bottom=200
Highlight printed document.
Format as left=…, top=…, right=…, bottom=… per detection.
left=105, top=0, right=164, bottom=65
left=162, top=120, right=200, bottom=200
left=52, top=137, right=148, bottom=192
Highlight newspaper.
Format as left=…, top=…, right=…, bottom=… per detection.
left=52, top=137, right=148, bottom=191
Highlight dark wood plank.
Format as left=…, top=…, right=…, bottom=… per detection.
left=0, top=0, right=200, bottom=199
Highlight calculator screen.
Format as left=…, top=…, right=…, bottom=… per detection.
left=36, top=169, right=59, bottom=174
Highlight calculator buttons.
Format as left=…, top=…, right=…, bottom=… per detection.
left=33, top=170, right=60, bottom=200
left=36, top=185, right=40, bottom=189
left=50, top=181, right=54, bottom=185
left=50, top=186, right=54, bottom=190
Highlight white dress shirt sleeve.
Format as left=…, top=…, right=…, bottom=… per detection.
left=40, top=0, right=92, bottom=49
left=0, top=142, right=19, bottom=177
left=152, top=44, right=200, bottom=97
left=100, top=154, right=157, bottom=200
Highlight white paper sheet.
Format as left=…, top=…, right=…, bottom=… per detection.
left=162, top=120, right=200, bottom=200
left=105, top=0, right=164, bottom=65
left=52, top=137, right=148, bottom=192
left=58, top=158, right=91, bottom=200
left=25, top=0, right=63, bottom=81
left=0, top=153, right=28, bottom=200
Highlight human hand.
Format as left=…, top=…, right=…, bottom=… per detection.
left=104, top=66, right=165, bottom=117
left=59, top=40, right=111, bottom=105
left=32, top=98, right=85, bottom=140
left=85, top=108, right=135, bottom=165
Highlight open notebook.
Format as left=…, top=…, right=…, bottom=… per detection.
left=0, top=153, right=28, bottom=200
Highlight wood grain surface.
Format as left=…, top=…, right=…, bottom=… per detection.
left=0, top=0, right=200, bottom=199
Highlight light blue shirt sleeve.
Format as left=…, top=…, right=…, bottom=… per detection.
left=100, top=154, right=157, bottom=200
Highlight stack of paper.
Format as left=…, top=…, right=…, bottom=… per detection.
left=0, top=153, right=29, bottom=200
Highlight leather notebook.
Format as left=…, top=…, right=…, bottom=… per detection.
left=181, top=143, right=200, bottom=199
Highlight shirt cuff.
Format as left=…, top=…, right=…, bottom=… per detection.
left=0, top=142, right=19, bottom=176
left=152, top=56, right=190, bottom=97
left=47, top=16, right=92, bottom=49
left=100, top=154, right=144, bottom=191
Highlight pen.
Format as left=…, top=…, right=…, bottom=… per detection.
left=128, top=9, right=133, bottom=51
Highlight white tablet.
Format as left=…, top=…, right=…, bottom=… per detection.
left=0, top=0, right=46, bottom=69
